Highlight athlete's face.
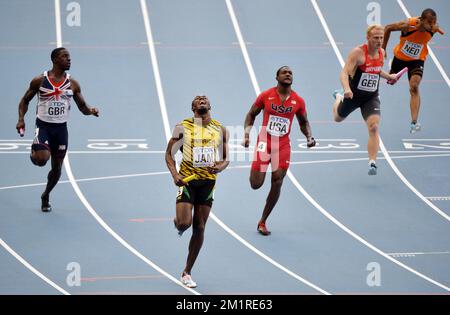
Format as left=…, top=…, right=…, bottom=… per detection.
left=55, top=49, right=71, bottom=71
left=367, top=28, right=384, bottom=49
left=192, top=95, right=210, bottom=115
left=420, top=15, right=437, bottom=32
left=276, top=67, right=293, bottom=86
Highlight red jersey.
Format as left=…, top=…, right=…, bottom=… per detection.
left=254, top=87, right=306, bottom=142
left=349, top=44, right=384, bottom=100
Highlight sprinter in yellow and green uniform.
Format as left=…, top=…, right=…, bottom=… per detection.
left=165, top=95, right=229, bottom=289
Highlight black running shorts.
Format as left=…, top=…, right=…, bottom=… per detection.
left=337, top=96, right=381, bottom=121
left=33, top=118, right=68, bottom=158
left=176, top=179, right=215, bottom=207
left=390, top=56, right=425, bottom=80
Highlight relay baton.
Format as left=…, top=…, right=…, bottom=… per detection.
left=387, top=67, right=408, bottom=85
left=19, top=128, right=25, bottom=137
left=183, top=174, right=198, bottom=184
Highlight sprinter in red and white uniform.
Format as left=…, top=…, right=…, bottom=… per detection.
left=332, top=25, right=398, bottom=176
left=16, top=48, right=99, bottom=212
left=243, top=66, right=316, bottom=235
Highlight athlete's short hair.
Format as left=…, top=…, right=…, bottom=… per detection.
left=276, top=66, right=290, bottom=77
left=51, top=47, right=66, bottom=63
left=421, top=8, right=436, bottom=19
left=366, top=24, right=384, bottom=37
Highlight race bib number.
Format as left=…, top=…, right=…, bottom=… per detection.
left=357, top=73, right=380, bottom=92
left=256, top=141, right=267, bottom=152
left=193, top=146, right=215, bottom=167
left=401, top=41, right=423, bottom=59
left=267, top=115, right=289, bottom=137
left=48, top=102, right=66, bottom=116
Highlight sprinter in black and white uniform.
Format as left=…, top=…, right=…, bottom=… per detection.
left=16, top=47, right=99, bottom=212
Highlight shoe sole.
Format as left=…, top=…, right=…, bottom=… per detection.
left=257, top=227, right=271, bottom=236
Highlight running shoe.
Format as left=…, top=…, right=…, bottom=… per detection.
left=333, top=88, right=344, bottom=100
left=181, top=273, right=197, bottom=288
left=41, top=194, right=52, bottom=212
left=173, top=218, right=184, bottom=237
left=368, top=162, right=378, bottom=176
left=410, top=122, right=421, bottom=134
left=257, top=221, right=271, bottom=236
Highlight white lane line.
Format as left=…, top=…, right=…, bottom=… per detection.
left=87, top=139, right=147, bottom=141
left=396, top=0, right=450, bottom=88
left=140, top=0, right=171, bottom=140
left=426, top=197, right=450, bottom=201
left=2, top=152, right=450, bottom=191
left=142, top=0, right=328, bottom=295
left=231, top=0, right=449, bottom=292
left=0, top=238, right=69, bottom=295
left=52, top=0, right=200, bottom=295
left=387, top=251, right=450, bottom=257
left=209, top=213, right=329, bottom=294
left=54, top=0, right=62, bottom=47
left=63, top=156, right=199, bottom=295
left=311, top=0, right=449, bottom=290
left=403, top=139, right=450, bottom=141
left=311, top=0, right=449, bottom=223
left=0, top=0, right=70, bottom=296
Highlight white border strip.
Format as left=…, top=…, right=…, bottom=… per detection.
left=0, top=238, right=69, bottom=295
left=396, top=0, right=450, bottom=87
left=311, top=0, right=449, bottom=222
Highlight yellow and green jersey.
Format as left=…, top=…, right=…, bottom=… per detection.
left=179, top=117, right=223, bottom=180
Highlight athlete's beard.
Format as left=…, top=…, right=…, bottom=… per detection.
left=279, top=81, right=292, bottom=88
left=197, top=107, right=208, bottom=115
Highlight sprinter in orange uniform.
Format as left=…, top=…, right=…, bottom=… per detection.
left=383, top=8, right=444, bottom=133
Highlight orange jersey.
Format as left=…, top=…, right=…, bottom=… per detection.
left=393, top=17, right=435, bottom=61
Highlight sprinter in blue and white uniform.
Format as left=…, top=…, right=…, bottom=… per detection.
left=16, top=48, right=99, bottom=212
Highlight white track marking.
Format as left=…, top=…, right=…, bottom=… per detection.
left=311, top=0, right=449, bottom=222
left=388, top=251, right=450, bottom=257
left=52, top=0, right=200, bottom=295
left=396, top=0, right=450, bottom=87
left=141, top=0, right=330, bottom=295
left=140, top=0, right=171, bottom=139
left=87, top=139, right=147, bottom=141
left=209, top=213, right=329, bottom=294
left=63, top=156, right=199, bottom=294
left=0, top=238, right=69, bottom=294
left=2, top=152, right=449, bottom=191
left=0, top=0, right=70, bottom=296
left=230, top=0, right=449, bottom=291
left=426, top=197, right=450, bottom=201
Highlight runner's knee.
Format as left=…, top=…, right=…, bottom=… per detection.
left=368, top=122, right=379, bottom=135
left=250, top=178, right=264, bottom=190
left=192, top=223, right=206, bottom=234
left=409, top=82, right=420, bottom=95
left=31, top=147, right=50, bottom=167
left=177, top=222, right=191, bottom=232
left=271, top=173, right=285, bottom=187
